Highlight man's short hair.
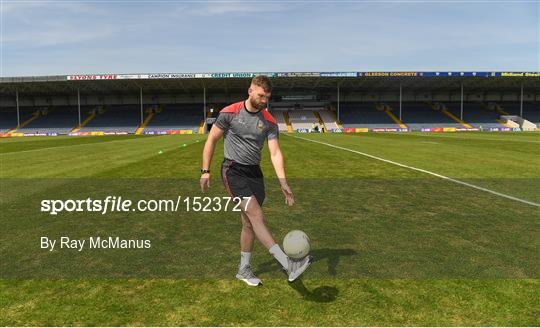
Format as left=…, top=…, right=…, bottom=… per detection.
left=251, top=75, right=273, bottom=93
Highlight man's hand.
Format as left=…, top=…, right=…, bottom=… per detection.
left=200, top=125, right=224, bottom=193
left=280, top=183, right=295, bottom=206
left=200, top=173, right=211, bottom=192
left=268, top=139, right=294, bottom=206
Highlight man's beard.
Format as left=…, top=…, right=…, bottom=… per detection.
left=249, top=98, right=266, bottom=110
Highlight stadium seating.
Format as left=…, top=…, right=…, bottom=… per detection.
left=442, top=102, right=503, bottom=129
left=496, top=102, right=522, bottom=116
left=498, top=102, right=540, bottom=125
left=16, top=106, right=79, bottom=134
left=287, top=110, right=319, bottom=130
left=393, top=102, right=462, bottom=129
left=144, top=104, right=202, bottom=132
left=523, top=103, right=540, bottom=123
left=2, top=101, right=536, bottom=134
left=270, top=110, right=288, bottom=132
left=523, top=102, right=540, bottom=124
left=0, top=108, right=18, bottom=132
left=4, top=108, right=44, bottom=132
left=318, top=110, right=340, bottom=130
left=339, top=103, right=401, bottom=128
left=338, top=102, right=540, bottom=130
left=79, top=105, right=141, bottom=133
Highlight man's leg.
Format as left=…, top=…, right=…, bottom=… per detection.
left=240, top=211, right=255, bottom=252
left=236, top=210, right=261, bottom=286
left=239, top=211, right=255, bottom=269
left=241, top=196, right=313, bottom=282
left=240, top=197, right=289, bottom=269
left=240, top=197, right=276, bottom=249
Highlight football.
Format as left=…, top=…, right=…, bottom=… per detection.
left=283, top=230, right=311, bottom=259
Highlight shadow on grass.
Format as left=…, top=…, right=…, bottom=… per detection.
left=288, top=279, right=339, bottom=303
left=285, top=248, right=353, bottom=302
left=255, top=248, right=357, bottom=277
left=250, top=248, right=355, bottom=302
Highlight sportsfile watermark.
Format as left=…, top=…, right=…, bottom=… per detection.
left=3, top=178, right=538, bottom=279
left=40, top=196, right=253, bottom=215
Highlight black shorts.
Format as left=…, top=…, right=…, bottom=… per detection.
left=221, top=158, right=265, bottom=206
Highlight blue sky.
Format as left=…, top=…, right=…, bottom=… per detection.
left=1, top=0, right=538, bottom=76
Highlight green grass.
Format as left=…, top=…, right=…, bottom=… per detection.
left=1, top=132, right=539, bottom=326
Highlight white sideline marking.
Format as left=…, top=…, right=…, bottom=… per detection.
left=287, top=134, right=540, bottom=208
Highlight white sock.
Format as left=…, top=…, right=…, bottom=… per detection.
left=269, top=244, right=289, bottom=269
left=240, top=251, right=251, bottom=269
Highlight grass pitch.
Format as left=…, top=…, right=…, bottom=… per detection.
left=1, top=132, right=539, bottom=326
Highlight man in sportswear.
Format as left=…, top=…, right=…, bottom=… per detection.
left=200, top=75, right=312, bottom=286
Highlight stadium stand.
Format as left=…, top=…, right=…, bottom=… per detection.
left=270, top=110, right=289, bottom=132
left=395, top=102, right=462, bottom=129
left=498, top=102, right=540, bottom=125
left=523, top=102, right=540, bottom=124
left=1, top=100, right=537, bottom=134
left=444, top=102, right=504, bottom=129
left=144, top=104, right=202, bottom=132
left=0, top=108, right=18, bottom=132
left=478, top=102, right=537, bottom=129
left=317, top=110, right=340, bottom=130
left=270, top=102, right=332, bottom=131
left=496, top=102, right=522, bottom=116
left=0, top=72, right=537, bottom=135
left=79, top=105, right=140, bottom=133
left=16, top=106, right=79, bottom=134
left=339, top=103, right=401, bottom=129
left=288, top=110, right=319, bottom=130
left=6, top=108, right=42, bottom=132
left=4, top=101, right=534, bottom=134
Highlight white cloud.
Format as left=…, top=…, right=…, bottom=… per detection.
left=176, top=2, right=289, bottom=16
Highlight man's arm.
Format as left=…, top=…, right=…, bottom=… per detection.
left=268, top=138, right=295, bottom=206
left=200, top=125, right=224, bottom=192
